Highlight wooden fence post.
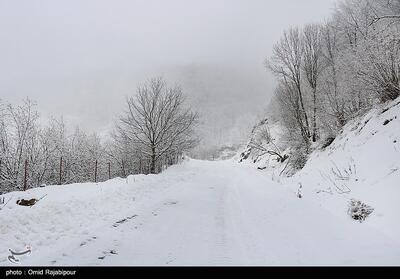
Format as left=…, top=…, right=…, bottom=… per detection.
left=59, top=157, right=63, bottom=185
left=108, top=162, right=111, bottom=180
left=23, top=159, right=28, bottom=191
left=94, top=160, right=98, bottom=183
left=122, top=160, right=126, bottom=177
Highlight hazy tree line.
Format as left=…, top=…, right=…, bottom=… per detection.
left=0, top=78, right=199, bottom=194
left=266, top=0, right=400, bottom=169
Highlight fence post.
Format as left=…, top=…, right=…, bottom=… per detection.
left=122, top=160, right=126, bottom=177
left=108, top=162, right=111, bottom=180
left=94, top=160, right=98, bottom=183
left=23, top=159, right=28, bottom=191
left=59, top=157, right=63, bottom=185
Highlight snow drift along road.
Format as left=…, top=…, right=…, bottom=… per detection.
left=1, top=158, right=400, bottom=266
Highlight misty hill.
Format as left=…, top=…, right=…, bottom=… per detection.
left=162, top=63, right=270, bottom=158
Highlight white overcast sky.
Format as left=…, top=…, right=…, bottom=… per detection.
left=0, top=0, right=336, bottom=147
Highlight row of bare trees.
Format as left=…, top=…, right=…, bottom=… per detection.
left=0, top=77, right=199, bottom=194
left=265, top=0, right=400, bottom=169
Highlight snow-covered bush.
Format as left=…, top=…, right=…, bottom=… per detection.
left=288, top=144, right=309, bottom=173
left=320, top=136, right=335, bottom=149
left=347, top=199, right=374, bottom=223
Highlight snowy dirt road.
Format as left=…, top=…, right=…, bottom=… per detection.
left=1, top=159, right=400, bottom=266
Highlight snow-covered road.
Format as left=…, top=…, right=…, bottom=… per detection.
left=1, top=159, right=400, bottom=266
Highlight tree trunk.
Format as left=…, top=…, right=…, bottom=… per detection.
left=296, top=83, right=311, bottom=139
left=59, top=157, right=63, bottom=185
left=150, top=146, right=156, bottom=174
left=23, top=159, right=28, bottom=191
left=94, top=160, right=98, bottom=183
left=312, top=87, right=317, bottom=142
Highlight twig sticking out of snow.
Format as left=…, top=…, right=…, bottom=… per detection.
left=316, top=187, right=333, bottom=195
left=330, top=159, right=357, bottom=181
left=297, top=183, right=303, bottom=199
left=279, top=158, right=291, bottom=177
left=30, top=194, right=47, bottom=208
left=0, top=197, right=12, bottom=210
left=318, top=170, right=351, bottom=194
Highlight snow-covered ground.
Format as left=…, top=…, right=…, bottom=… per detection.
left=1, top=99, right=399, bottom=266
left=282, top=99, right=400, bottom=244
left=1, top=157, right=400, bottom=266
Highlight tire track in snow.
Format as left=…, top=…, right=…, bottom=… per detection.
left=213, top=183, right=231, bottom=265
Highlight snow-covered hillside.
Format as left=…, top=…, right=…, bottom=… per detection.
left=287, top=98, right=400, bottom=241
left=240, top=98, right=400, bottom=244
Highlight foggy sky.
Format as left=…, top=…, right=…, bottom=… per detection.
left=0, top=0, right=336, bottom=150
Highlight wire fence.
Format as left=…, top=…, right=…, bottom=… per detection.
left=0, top=154, right=183, bottom=194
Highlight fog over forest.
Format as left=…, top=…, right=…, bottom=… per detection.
left=0, top=0, right=335, bottom=157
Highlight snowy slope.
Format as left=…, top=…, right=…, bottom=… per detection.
left=284, top=98, right=400, bottom=241
left=239, top=98, right=400, bottom=243
left=1, top=158, right=400, bottom=266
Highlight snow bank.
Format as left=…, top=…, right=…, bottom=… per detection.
left=0, top=163, right=188, bottom=265
left=238, top=98, right=400, bottom=240
left=285, top=99, right=400, bottom=240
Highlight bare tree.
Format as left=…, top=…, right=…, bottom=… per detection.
left=266, top=27, right=311, bottom=146
left=335, top=0, right=400, bottom=103
left=116, top=77, right=199, bottom=174
left=303, top=23, right=324, bottom=142
left=368, top=0, right=400, bottom=26
left=0, top=99, right=40, bottom=191
left=320, top=21, right=348, bottom=129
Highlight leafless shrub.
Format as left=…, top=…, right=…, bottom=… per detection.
left=348, top=199, right=374, bottom=222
